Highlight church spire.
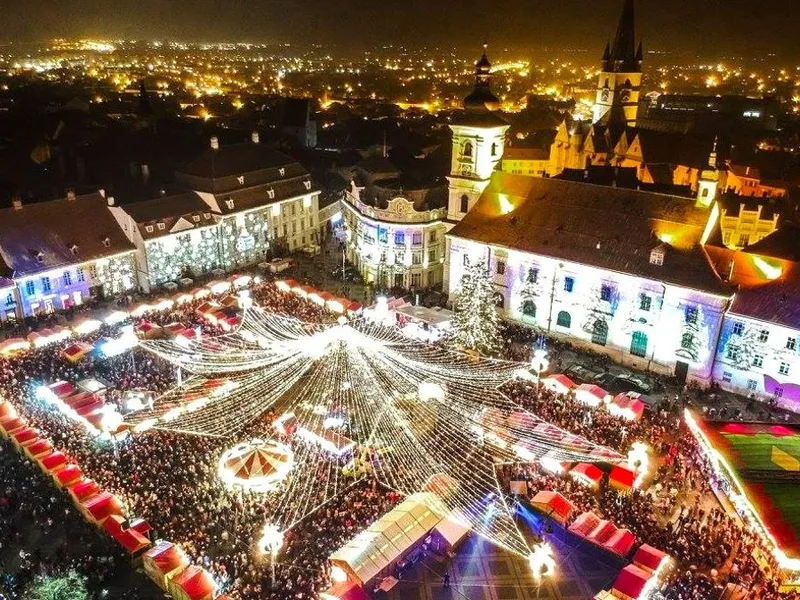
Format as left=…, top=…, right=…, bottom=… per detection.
left=463, top=43, right=500, bottom=111
left=609, top=0, right=639, bottom=73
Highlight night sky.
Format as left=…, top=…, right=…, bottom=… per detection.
left=3, top=0, right=799, bottom=59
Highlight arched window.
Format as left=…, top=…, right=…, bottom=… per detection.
left=491, top=142, right=497, bottom=157
left=522, top=300, right=536, bottom=318
left=591, top=320, right=608, bottom=346
left=460, top=194, right=469, bottom=213
left=493, top=292, right=505, bottom=309
left=701, top=187, right=709, bottom=198
left=462, top=141, right=473, bottom=159
left=630, top=331, right=648, bottom=358
left=556, top=311, right=571, bottom=329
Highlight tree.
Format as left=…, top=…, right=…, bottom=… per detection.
left=451, top=257, right=502, bottom=355
left=724, top=325, right=765, bottom=370
left=517, top=266, right=543, bottom=319
left=27, top=571, right=88, bottom=600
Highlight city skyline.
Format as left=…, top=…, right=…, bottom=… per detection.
left=3, top=0, right=800, bottom=60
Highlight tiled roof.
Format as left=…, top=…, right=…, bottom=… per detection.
left=743, top=224, right=800, bottom=262
left=449, top=109, right=508, bottom=129
left=729, top=275, right=800, bottom=330
left=0, top=192, right=134, bottom=277
left=177, top=143, right=310, bottom=195
left=215, top=176, right=321, bottom=216
left=122, top=192, right=216, bottom=241
left=448, top=173, right=730, bottom=295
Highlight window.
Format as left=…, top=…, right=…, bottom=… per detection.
left=25, top=281, right=35, bottom=296
left=77, top=268, right=85, bottom=283
left=462, top=141, right=473, bottom=159
left=639, top=294, right=651, bottom=311
left=5, top=293, right=13, bottom=306
left=496, top=261, right=506, bottom=275
left=463, top=254, right=470, bottom=266
left=591, top=320, right=608, bottom=346
left=429, top=231, right=437, bottom=243
left=412, top=253, right=422, bottom=265
left=303, top=180, right=312, bottom=190
left=682, top=333, right=695, bottom=351
left=753, top=354, right=764, bottom=368
left=279, top=167, right=285, bottom=177
left=225, top=199, right=235, bottom=210
left=428, top=249, right=436, bottom=262
left=63, top=271, right=72, bottom=286
left=563, top=276, right=575, bottom=293
left=556, top=311, right=571, bottom=328
left=192, top=215, right=200, bottom=222
left=157, top=223, right=165, bottom=230
left=630, top=331, right=648, bottom=358
left=787, top=337, right=797, bottom=351
left=722, top=371, right=732, bottom=383
left=145, top=225, right=154, bottom=233
left=377, top=228, right=388, bottom=244
left=394, top=232, right=405, bottom=245
left=649, top=248, right=664, bottom=266
left=779, top=362, right=790, bottom=376
left=291, top=202, right=296, bottom=215
left=494, top=293, right=505, bottom=308
left=685, top=306, right=698, bottom=324
left=102, top=237, right=111, bottom=247
left=758, top=329, right=769, bottom=343
left=88, top=265, right=97, bottom=279
left=527, top=268, right=539, bottom=284
left=70, top=244, right=79, bottom=256
left=600, top=284, right=612, bottom=302
left=522, top=301, right=536, bottom=317
left=738, top=233, right=750, bottom=247
left=460, top=195, right=469, bottom=213
left=775, top=387, right=784, bottom=398
left=732, top=321, right=744, bottom=335
left=411, top=273, right=421, bottom=287
left=412, top=233, right=422, bottom=246
left=203, top=212, right=211, bottom=219
left=42, top=277, right=51, bottom=293
left=491, top=142, right=497, bottom=156
left=747, top=379, right=758, bottom=391
left=722, top=231, right=732, bottom=246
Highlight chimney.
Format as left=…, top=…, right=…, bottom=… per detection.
left=251, top=131, right=260, bottom=144
left=210, top=136, right=219, bottom=150
left=107, top=196, right=115, bottom=207
left=66, top=189, right=76, bottom=201
left=98, top=188, right=106, bottom=198
left=11, top=196, right=22, bottom=210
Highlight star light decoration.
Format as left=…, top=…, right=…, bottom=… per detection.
left=130, top=307, right=623, bottom=563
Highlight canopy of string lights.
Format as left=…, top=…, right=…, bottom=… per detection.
left=128, top=307, right=622, bottom=558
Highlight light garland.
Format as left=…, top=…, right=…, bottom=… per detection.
left=131, top=307, right=625, bottom=559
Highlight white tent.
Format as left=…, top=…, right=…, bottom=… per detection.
left=433, top=511, right=472, bottom=548
left=329, top=493, right=443, bottom=586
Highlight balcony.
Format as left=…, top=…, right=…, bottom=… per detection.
left=344, top=192, right=446, bottom=225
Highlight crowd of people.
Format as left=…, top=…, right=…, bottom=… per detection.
left=1, top=278, right=799, bottom=599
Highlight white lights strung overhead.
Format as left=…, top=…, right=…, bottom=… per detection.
left=133, top=307, right=624, bottom=558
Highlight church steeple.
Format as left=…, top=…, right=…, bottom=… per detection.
left=609, top=0, right=640, bottom=73
left=463, top=43, right=501, bottom=111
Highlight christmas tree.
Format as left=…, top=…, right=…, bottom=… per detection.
left=675, top=304, right=710, bottom=363
left=451, top=257, right=503, bottom=355
left=725, top=324, right=765, bottom=369
left=518, top=266, right=543, bottom=318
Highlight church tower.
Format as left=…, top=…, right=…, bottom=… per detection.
left=697, top=137, right=722, bottom=208
left=446, top=45, right=509, bottom=223
left=592, top=0, right=643, bottom=127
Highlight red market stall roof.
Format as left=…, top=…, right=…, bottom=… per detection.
left=70, top=479, right=100, bottom=501
left=603, top=529, right=636, bottom=557
left=347, top=301, right=363, bottom=313
left=26, top=439, right=53, bottom=458
left=322, top=580, right=372, bottom=600
left=172, top=565, right=216, bottom=600
left=575, top=383, right=608, bottom=405
left=13, top=427, right=38, bottom=446
left=0, top=416, right=25, bottom=435
left=56, top=465, right=83, bottom=487
left=610, top=465, right=636, bottom=490
left=49, top=381, right=77, bottom=398
left=145, top=540, right=189, bottom=576
left=39, top=451, right=67, bottom=471
left=164, top=322, right=185, bottom=336
left=612, top=564, right=653, bottom=599
left=569, top=511, right=601, bottom=538
left=61, top=342, right=93, bottom=362
left=103, top=515, right=151, bottom=554
left=611, top=393, right=645, bottom=420
left=0, top=400, right=14, bottom=418
left=530, top=490, right=576, bottom=525
left=83, top=491, right=123, bottom=522
left=633, top=544, right=670, bottom=573
left=587, top=520, right=618, bottom=545
left=541, top=374, right=576, bottom=393
left=570, top=462, right=603, bottom=485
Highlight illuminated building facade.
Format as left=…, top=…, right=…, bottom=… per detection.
left=447, top=174, right=731, bottom=384
left=0, top=191, right=136, bottom=319
left=109, top=191, right=221, bottom=292
left=342, top=180, right=448, bottom=290
left=176, top=134, right=321, bottom=267
left=718, top=199, right=780, bottom=249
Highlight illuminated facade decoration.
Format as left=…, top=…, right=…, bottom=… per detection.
left=447, top=174, right=731, bottom=383
left=0, top=191, right=136, bottom=319
left=342, top=181, right=447, bottom=289
left=500, top=147, right=549, bottom=178
left=176, top=135, right=321, bottom=263
left=109, top=191, right=221, bottom=292
left=592, top=0, right=643, bottom=126
left=719, top=200, right=779, bottom=249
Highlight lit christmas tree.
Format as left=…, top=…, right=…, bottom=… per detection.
left=675, top=304, right=710, bottom=364
left=517, top=266, right=543, bottom=319
left=28, top=571, right=88, bottom=600
left=725, top=324, right=765, bottom=369
left=451, top=257, right=502, bottom=355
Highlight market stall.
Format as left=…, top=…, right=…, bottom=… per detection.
left=609, top=465, right=636, bottom=492
left=568, top=511, right=601, bottom=538
left=60, top=342, right=94, bottom=363
left=540, top=374, right=576, bottom=395
left=609, top=393, right=645, bottom=421
left=530, top=490, right=576, bottom=525
left=570, top=462, right=604, bottom=487
left=610, top=564, right=653, bottom=600
left=603, top=528, right=636, bottom=557
left=103, top=515, right=152, bottom=555
left=143, top=541, right=190, bottom=591
left=168, top=565, right=217, bottom=600
left=574, top=384, right=609, bottom=407
left=632, top=544, right=670, bottom=575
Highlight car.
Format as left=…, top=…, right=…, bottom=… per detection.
left=267, top=258, right=294, bottom=273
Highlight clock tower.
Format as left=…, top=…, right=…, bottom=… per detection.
left=592, top=0, right=643, bottom=127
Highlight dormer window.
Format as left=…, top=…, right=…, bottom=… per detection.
left=225, top=199, right=235, bottom=210
left=157, top=222, right=166, bottom=230
left=267, top=188, right=276, bottom=200
left=34, top=251, right=44, bottom=263
left=279, top=167, right=285, bottom=177
left=70, top=244, right=79, bottom=256
left=145, top=225, right=154, bottom=233
left=303, top=180, right=312, bottom=191
left=203, top=212, right=211, bottom=219
left=192, top=215, right=200, bottom=222
left=649, top=246, right=665, bottom=266
left=102, top=237, right=111, bottom=248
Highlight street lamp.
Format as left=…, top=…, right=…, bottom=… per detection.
left=528, top=542, right=556, bottom=581
left=259, top=523, right=284, bottom=589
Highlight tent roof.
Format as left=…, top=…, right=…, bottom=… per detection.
left=613, top=564, right=652, bottom=598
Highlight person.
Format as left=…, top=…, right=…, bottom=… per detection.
left=443, top=571, right=450, bottom=588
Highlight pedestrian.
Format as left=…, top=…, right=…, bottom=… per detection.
left=443, top=571, right=450, bottom=588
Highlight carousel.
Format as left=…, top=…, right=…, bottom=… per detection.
left=218, top=439, right=294, bottom=492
